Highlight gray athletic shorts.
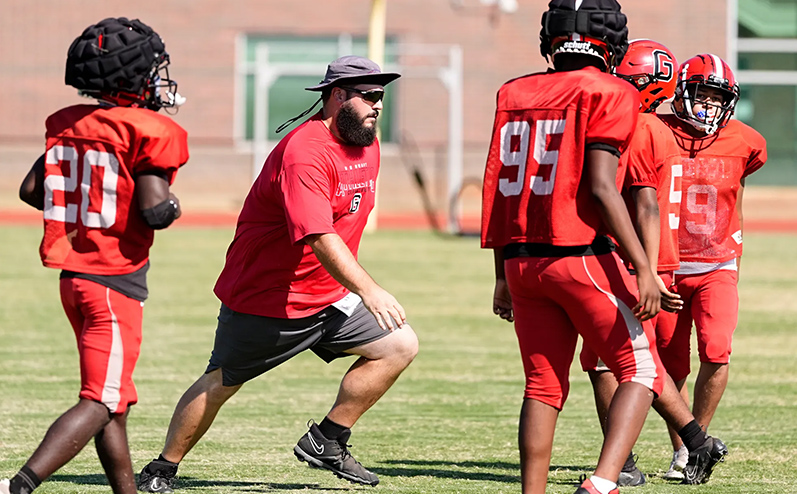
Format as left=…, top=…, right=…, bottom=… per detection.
left=206, top=302, right=389, bottom=386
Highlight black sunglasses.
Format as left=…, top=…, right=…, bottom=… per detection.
left=340, top=86, right=384, bottom=104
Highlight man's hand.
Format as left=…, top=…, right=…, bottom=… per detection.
left=657, top=275, right=683, bottom=313
left=360, top=286, right=406, bottom=331
left=633, top=269, right=661, bottom=321
left=493, top=279, right=514, bottom=322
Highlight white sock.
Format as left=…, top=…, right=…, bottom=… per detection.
left=589, top=475, right=617, bottom=494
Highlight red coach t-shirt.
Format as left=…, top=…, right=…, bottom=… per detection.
left=214, top=114, right=379, bottom=318
left=40, top=104, right=188, bottom=274
left=481, top=67, right=639, bottom=248
left=621, top=112, right=682, bottom=272
left=659, top=115, right=766, bottom=263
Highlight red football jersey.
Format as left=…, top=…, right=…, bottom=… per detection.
left=659, top=115, right=766, bottom=263
left=40, top=105, right=189, bottom=274
left=481, top=67, right=639, bottom=248
left=621, top=113, right=682, bottom=272
left=213, top=115, right=380, bottom=319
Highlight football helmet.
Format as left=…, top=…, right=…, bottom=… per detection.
left=65, top=17, right=185, bottom=111
left=614, top=39, right=677, bottom=113
left=540, top=0, right=628, bottom=71
left=672, top=54, right=739, bottom=135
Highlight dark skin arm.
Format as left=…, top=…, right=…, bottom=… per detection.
left=19, top=154, right=45, bottom=210
left=736, top=177, right=745, bottom=275
left=588, top=149, right=660, bottom=320
left=493, top=248, right=513, bottom=322
left=630, top=186, right=682, bottom=312
left=135, top=174, right=181, bottom=220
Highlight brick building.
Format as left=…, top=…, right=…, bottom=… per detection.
left=1, top=0, right=792, bottom=225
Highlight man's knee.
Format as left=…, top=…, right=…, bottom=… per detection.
left=196, top=369, right=242, bottom=403
left=394, top=324, right=419, bottom=363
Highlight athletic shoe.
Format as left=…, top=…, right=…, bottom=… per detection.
left=574, top=478, right=618, bottom=494
left=617, top=454, right=646, bottom=487
left=137, top=459, right=178, bottom=493
left=0, top=479, right=10, bottom=494
left=682, top=436, right=728, bottom=484
left=663, top=445, right=688, bottom=481
left=294, top=421, right=379, bottom=486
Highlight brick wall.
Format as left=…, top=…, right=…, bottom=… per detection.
left=0, top=0, right=729, bottom=214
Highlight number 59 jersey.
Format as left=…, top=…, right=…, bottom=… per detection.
left=658, top=115, right=766, bottom=263
left=41, top=104, right=189, bottom=275
left=481, top=67, right=639, bottom=248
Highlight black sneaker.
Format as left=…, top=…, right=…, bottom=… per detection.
left=617, top=454, right=646, bottom=487
left=294, top=421, right=379, bottom=486
left=137, top=459, right=178, bottom=493
left=682, top=436, right=728, bottom=485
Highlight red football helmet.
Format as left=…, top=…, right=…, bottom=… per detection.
left=672, top=54, right=739, bottom=135
left=614, top=39, right=677, bottom=113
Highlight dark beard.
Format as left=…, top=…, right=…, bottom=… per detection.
left=336, top=102, right=377, bottom=147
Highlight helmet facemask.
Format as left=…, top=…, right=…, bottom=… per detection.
left=675, top=81, right=738, bottom=135
left=142, top=54, right=185, bottom=112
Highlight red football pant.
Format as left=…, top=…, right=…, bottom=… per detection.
left=60, top=277, right=143, bottom=414
left=580, top=271, right=674, bottom=372
left=655, top=269, right=738, bottom=382
left=506, top=253, right=665, bottom=410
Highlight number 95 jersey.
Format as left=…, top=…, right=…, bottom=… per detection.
left=40, top=104, right=189, bottom=275
left=481, top=67, right=639, bottom=248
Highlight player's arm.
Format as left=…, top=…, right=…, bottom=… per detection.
left=587, top=148, right=660, bottom=320
left=135, top=172, right=181, bottom=229
left=305, top=232, right=406, bottom=331
left=492, top=248, right=513, bottom=322
left=19, top=154, right=45, bottom=210
left=736, top=177, right=745, bottom=274
left=631, top=186, right=682, bottom=312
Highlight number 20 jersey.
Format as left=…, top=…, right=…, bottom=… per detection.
left=481, top=67, right=639, bottom=248
left=658, top=115, right=766, bottom=263
left=41, top=104, right=189, bottom=275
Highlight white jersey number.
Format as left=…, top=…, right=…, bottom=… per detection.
left=499, top=119, right=566, bottom=197
left=685, top=183, right=717, bottom=235
left=44, top=145, right=119, bottom=229
left=669, top=163, right=683, bottom=229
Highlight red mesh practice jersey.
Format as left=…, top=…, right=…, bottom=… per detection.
left=481, top=67, right=639, bottom=248
left=621, top=113, right=682, bottom=272
left=214, top=115, right=380, bottom=318
left=659, top=115, right=766, bottom=263
left=40, top=105, right=189, bottom=274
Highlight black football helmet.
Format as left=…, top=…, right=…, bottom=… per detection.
left=65, top=17, right=185, bottom=111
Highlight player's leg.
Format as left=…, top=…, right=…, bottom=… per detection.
left=564, top=253, right=663, bottom=489
left=293, top=303, right=418, bottom=486
left=95, top=409, right=136, bottom=494
left=691, top=270, right=738, bottom=431
left=8, top=278, right=134, bottom=493
left=506, top=257, right=579, bottom=494
left=654, top=284, right=694, bottom=479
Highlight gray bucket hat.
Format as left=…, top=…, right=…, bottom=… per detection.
left=305, top=55, right=401, bottom=91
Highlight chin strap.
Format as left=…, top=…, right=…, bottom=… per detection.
left=275, top=97, right=322, bottom=134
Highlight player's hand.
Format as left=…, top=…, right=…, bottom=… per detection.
left=633, top=269, right=661, bottom=321
left=361, top=286, right=406, bottom=331
left=657, top=275, right=683, bottom=313
left=493, top=279, right=514, bottom=323
left=169, top=192, right=182, bottom=220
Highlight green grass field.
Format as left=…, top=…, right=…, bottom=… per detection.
left=1, top=225, right=796, bottom=493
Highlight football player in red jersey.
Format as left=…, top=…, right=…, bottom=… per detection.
left=657, top=53, right=766, bottom=481
left=482, top=2, right=662, bottom=493
left=578, top=38, right=684, bottom=487
left=482, top=2, right=728, bottom=491
left=7, top=18, right=188, bottom=494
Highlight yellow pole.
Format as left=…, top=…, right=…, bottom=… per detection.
left=366, top=0, right=387, bottom=233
